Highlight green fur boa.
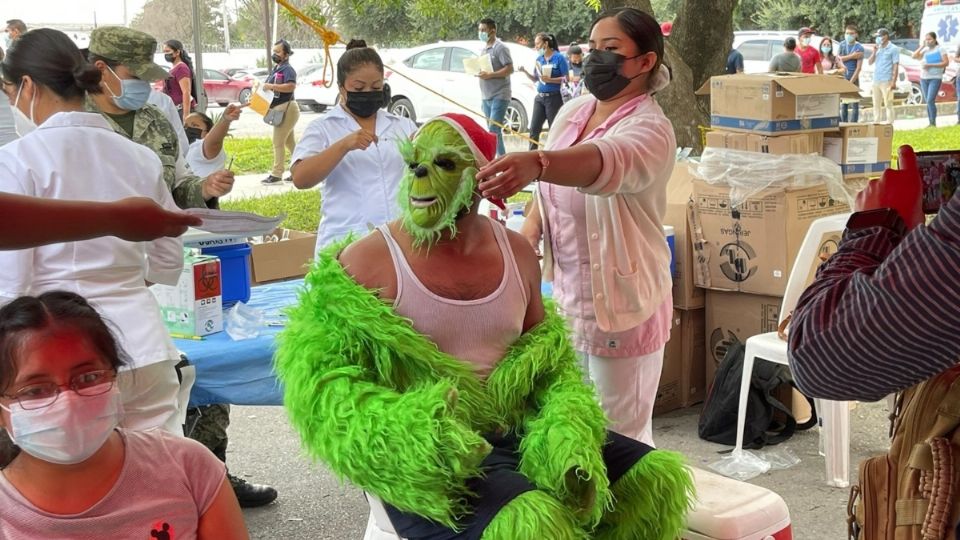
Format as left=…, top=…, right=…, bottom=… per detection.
left=275, top=239, right=615, bottom=527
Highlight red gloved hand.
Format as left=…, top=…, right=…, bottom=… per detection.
left=854, top=145, right=924, bottom=230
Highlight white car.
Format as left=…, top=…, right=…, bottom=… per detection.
left=381, top=40, right=540, bottom=133
left=294, top=46, right=348, bottom=113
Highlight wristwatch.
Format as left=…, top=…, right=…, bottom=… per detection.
left=845, top=208, right=908, bottom=237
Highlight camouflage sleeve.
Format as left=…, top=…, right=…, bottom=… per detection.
left=172, top=154, right=216, bottom=209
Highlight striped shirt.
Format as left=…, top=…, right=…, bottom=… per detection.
left=787, top=194, right=960, bottom=402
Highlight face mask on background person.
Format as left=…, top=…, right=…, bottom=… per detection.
left=185, top=126, right=204, bottom=143
left=582, top=50, right=648, bottom=101
left=271, top=53, right=283, bottom=64
left=876, top=36, right=885, bottom=45
left=2, top=383, right=122, bottom=465
left=479, top=31, right=489, bottom=43
left=345, top=89, right=385, bottom=119
left=821, top=45, right=832, bottom=55
left=800, top=37, right=810, bottom=46
left=105, top=66, right=151, bottom=111
left=10, top=81, right=37, bottom=136
left=164, top=53, right=175, bottom=63
left=845, top=33, right=856, bottom=44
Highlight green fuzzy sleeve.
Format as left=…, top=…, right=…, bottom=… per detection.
left=275, top=250, right=491, bottom=528
left=487, top=307, right=612, bottom=527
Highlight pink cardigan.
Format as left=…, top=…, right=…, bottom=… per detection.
left=537, top=92, right=676, bottom=333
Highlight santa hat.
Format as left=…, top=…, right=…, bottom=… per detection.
left=424, top=113, right=497, bottom=167
left=420, top=113, right=505, bottom=209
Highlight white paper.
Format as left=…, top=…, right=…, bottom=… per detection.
left=795, top=94, right=840, bottom=119
left=539, top=63, right=553, bottom=78
left=463, top=54, right=494, bottom=76
left=845, top=137, right=879, bottom=164
left=185, top=208, right=285, bottom=236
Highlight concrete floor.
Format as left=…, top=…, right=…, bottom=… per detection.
left=226, top=400, right=892, bottom=539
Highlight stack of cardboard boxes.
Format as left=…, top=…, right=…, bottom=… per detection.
left=654, top=73, right=893, bottom=418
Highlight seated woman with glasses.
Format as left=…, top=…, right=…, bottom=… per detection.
left=0, top=291, right=249, bottom=539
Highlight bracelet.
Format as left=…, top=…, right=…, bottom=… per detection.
left=535, top=150, right=549, bottom=181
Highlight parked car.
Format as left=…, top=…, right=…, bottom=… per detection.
left=152, top=68, right=254, bottom=107
left=383, top=40, right=539, bottom=133
left=292, top=46, right=350, bottom=113
left=226, top=67, right=269, bottom=82
left=732, top=31, right=797, bottom=74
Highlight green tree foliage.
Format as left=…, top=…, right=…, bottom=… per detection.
left=131, top=0, right=224, bottom=46
left=736, top=0, right=922, bottom=38
left=329, top=0, right=597, bottom=47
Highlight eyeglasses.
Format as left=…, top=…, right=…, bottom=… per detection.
left=1, top=370, right=117, bottom=410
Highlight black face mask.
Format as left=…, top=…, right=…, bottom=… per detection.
left=164, top=53, right=176, bottom=63
left=345, top=90, right=385, bottom=119
left=583, top=50, right=646, bottom=101
left=272, top=54, right=283, bottom=64
left=185, top=126, right=203, bottom=144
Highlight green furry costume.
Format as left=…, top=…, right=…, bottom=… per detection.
left=275, top=115, right=694, bottom=539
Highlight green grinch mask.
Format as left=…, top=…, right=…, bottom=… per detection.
left=398, top=121, right=479, bottom=248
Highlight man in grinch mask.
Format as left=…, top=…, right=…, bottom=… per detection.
left=276, top=113, right=693, bottom=539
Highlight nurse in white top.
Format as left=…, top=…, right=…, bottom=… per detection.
left=0, top=28, right=188, bottom=434
left=291, top=39, right=417, bottom=252
left=183, top=104, right=242, bottom=177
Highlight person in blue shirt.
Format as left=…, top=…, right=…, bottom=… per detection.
left=837, top=24, right=865, bottom=122
left=725, top=48, right=743, bottom=74
left=869, top=28, right=899, bottom=123
left=519, top=32, right=569, bottom=150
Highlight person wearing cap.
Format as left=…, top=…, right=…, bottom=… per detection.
left=83, top=26, right=234, bottom=209
left=796, top=27, right=823, bottom=74
left=869, top=28, right=899, bottom=123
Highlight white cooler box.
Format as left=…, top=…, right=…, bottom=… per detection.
left=684, top=468, right=792, bottom=540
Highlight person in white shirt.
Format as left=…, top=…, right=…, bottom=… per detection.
left=0, top=28, right=188, bottom=434
left=148, top=89, right=190, bottom=158
left=290, top=39, right=417, bottom=252
left=184, top=104, right=241, bottom=178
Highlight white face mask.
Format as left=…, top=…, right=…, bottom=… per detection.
left=10, top=81, right=36, bottom=137
left=2, top=384, right=122, bottom=465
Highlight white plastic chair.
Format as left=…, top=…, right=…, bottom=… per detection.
left=363, top=493, right=404, bottom=540
left=363, top=467, right=791, bottom=539
left=733, top=212, right=852, bottom=488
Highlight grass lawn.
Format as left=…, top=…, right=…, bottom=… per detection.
left=221, top=190, right=320, bottom=233
left=894, top=124, right=960, bottom=155
left=224, top=137, right=274, bottom=175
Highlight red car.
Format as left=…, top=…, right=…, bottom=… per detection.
left=152, top=68, right=253, bottom=107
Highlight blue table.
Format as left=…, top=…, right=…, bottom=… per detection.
left=174, top=279, right=304, bottom=407
left=176, top=279, right=555, bottom=407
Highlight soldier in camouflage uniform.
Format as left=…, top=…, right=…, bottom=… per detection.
left=84, top=27, right=234, bottom=210
left=82, top=27, right=277, bottom=508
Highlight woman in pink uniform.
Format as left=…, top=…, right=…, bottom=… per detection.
left=475, top=7, right=675, bottom=446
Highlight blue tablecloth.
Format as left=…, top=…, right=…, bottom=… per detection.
left=176, top=278, right=555, bottom=407
left=174, top=279, right=304, bottom=407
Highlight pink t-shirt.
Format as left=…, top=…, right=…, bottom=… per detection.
left=541, top=94, right=672, bottom=358
left=0, top=429, right=226, bottom=539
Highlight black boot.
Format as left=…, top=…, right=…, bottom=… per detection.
left=229, top=473, right=278, bottom=508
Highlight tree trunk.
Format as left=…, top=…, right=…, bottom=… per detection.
left=600, top=0, right=737, bottom=152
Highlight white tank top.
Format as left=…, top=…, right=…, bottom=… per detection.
left=378, top=220, right=528, bottom=379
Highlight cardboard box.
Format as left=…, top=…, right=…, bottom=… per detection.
left=704, top=291, right=811, bottom=422
left=151, top=250, right=224, bottom=337
left=705, top=130, right=824, bottom=156
left=656, top=308, right=707, bottom=415
left=689, top=179, right=851, bottom=296
left=665, top=163, right=705, bottom=310
left=695, top=73, right=860, bottom=135
left=249, top=228, right=317, bottom=284
left=823, top=123, right=893, bottom=177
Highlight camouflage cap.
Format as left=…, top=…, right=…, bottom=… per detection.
left=89, top=26, right=168, bottom=81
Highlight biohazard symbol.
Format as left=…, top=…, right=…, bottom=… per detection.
left=719, top=241, right=758, bottom=283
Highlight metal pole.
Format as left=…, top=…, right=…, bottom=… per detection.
left=191, top=0, right=206, bottom=111
left=222, top=0, right=231, bottom=51
left=262, top=0, right=272, bottom=70
left=271, top=0, right=279, bottom=46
